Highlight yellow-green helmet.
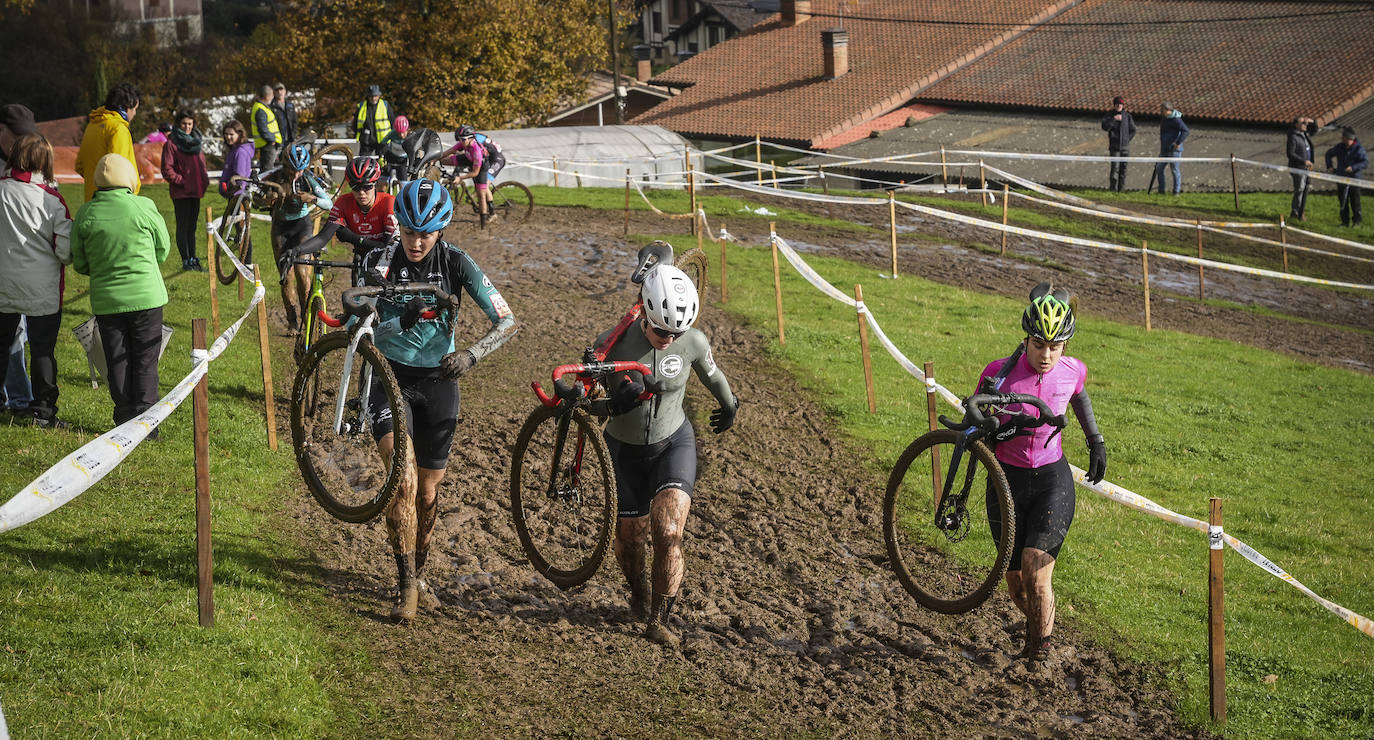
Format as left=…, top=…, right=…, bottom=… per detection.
left=1021, top=282, right=1076, bottom=341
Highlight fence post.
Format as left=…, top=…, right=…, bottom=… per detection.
left=688, top=164, right=697, bottom=235
left=979, top=160, right=988, bottom=207
left=719, top=230, right=728, bottom=303
left=1209, top=497, right=1228, bottom=725
left=1230, top=154, right=1240, bottom=212
left=770, top=223, right=785, bottom=347
left=205, top=206, right=220, bottom=337
left=755, top=134, right=763, bottom=186
left=623, top=168, right=631, bottom=235
left=820, top=165, right=829, bottom=196
left=854, top=285, right=876, bottom=414
left=924, top=361, right=942, bottom=510
left=771, top=160, right=779, bottom=189
left=253, top=265, right=278, bottom=451
left=1001, top=184, right=1010, bottom=256
left=1141, top=242, right=1152, bottom=331
left=1279, top=215, right=1289, bottom=272
left=192, top=318, right=214, bottom=628
left=940, top=145, right=948, bottom=188
left=696, top=209, right=704, bottom=254
left=888, top=191, right=899, bottom=277
left=1196, top=220, right=1205, bottom=300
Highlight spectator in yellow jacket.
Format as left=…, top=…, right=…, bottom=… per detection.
left=75, top=82, right=141, bottom=202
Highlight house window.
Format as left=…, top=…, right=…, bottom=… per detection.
left=671, top=0, right=688, bottom=24
left=652, top=10, right=662, bottom=35
left=708, top=24, right=723, bottom=46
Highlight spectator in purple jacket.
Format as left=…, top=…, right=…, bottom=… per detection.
left=161, top=111, right=210, bottom=271
left=218, top=119, right=255, bottom=200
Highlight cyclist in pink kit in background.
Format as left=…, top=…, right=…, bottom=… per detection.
left=976, top=282, right=1107, bottom=668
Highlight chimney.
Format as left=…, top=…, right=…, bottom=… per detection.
left=782, top=0, right=812, bottom=26
left=822, top=28, right=849, bottom=79
left=633, top=44, right=652, bottom=82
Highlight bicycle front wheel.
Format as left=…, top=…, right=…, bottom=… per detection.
left=290, top=332, right=408, bottom=523
left=311, top=143, right=355, bottom=200
left=674, top=247, right=709, bottom=298
left=509, top=404, right=615, bottom=590
left=883, top=429, right=1014, bottom=614
left=490, top=181, right=534, bottom=223
left=215, top=195, right=252, bottom=286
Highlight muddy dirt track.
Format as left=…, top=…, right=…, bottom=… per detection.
left=272, top=195, right=1374, bottom=738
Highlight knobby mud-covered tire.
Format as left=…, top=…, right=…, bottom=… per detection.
left=490, top=181, right=534, bottom=223
left=215, top=195, right=253, bottom=286
left=883, top=429, right=1014, bottom=614
left=311, top=142, right=355, bottom=201
left=674, top=247, right=709, bottom=297
left=290, top=331, right=408, bottom=523
left=509, top=404, right=615, bottom=590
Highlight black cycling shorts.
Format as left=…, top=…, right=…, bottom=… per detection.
left=604, top=420, right=696, bottom=518
left=987, top=456, right=1076, bottom=570
left=367, top=363, right=460, bottom=470
left=271, top=216, right=312, bottom=269
left=475, top=153, right=506, bottom=185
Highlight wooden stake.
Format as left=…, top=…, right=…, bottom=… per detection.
left=1230, top=154, right=1240, bottom=212
left=1001, top=184, right=1010, bottom=256
left=755, top=135, right=763, bottom=186
left=623, top=168, right=631, bottom=235
left=192, top=318, right=214, bottom=627
left=819, top=165, right=829, bottom=196
left=688, top=164, right=697, bottom=235
left=940, top=145, right=948, bottom=188
left=1196, top=220, right=1205, bottom=300
left=1141, top=243, right=1152, bottom=331
left=855, top=285, right=876, bottom=414
left=771, top=160, right=779, bottom=189
left=1209, top=497, right=1227, bottom=724
left=205, top=206, right=220, bottom=337
left=553, top=155, right=559, bottom=188
left=924, top=361, right=942, bottom=511
left=253, top=265, right=278, bottom=451
left=888, top=192, right=900, bottom=277
left=979, top=161, right=988, bottom=207
left=1279, top=215, right=1289, bottom=272
left=696, top=210, right=704, bottom=254
left=719, top=232, right=728, bottom=303
left=770, top=223, right=785, bottom=347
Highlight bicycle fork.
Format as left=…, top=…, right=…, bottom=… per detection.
left=334, top=320, right=377, bottom=435
left=546, top=408, right=587, bottom=502
left=934, top=430, right=978, bottom=542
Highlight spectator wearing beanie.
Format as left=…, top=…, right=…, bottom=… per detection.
left=1325, top=127, right=1367, bottom=226
left=0, top=103, right=38, bottom=173
left=1153, top=102, right=1190, bottom=195
left=71, top=153, right=170, bottom=435
left=161, top=110, right=210, bottom=271
left=1100, top=95, right=1136, bottom=192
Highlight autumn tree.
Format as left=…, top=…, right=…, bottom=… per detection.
left=239, top=0, right=629, bottom=130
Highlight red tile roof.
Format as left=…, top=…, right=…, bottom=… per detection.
left=920, top=0, right=1374, bottom=126
left=634, top=0, right=1083, bottom=146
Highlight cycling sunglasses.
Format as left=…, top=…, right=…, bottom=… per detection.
left=351, top=182, right=376, bottom=192
left=644, top=319, right=684, bottom=340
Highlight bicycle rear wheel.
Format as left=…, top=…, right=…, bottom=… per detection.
left=489, top=181, right=533, bottom=223
left=674, top=247, right=709, bottom=297
left=883, top=429, right=1014, bottom=614
left=510, top=404, right=615, bottom=590
left=215, top=195, right=252, bottom=286
left=311, top=143, right=355, bottom=201
left=290, top=331, right=408, bottom=523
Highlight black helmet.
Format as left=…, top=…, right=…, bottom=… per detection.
left=1021, top=282, right=1076, bottom=341
left=455, top=124, right=476, bottom=140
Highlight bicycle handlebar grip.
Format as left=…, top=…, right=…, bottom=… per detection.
left=318, top=309, right=345, bottom=328
left=552, top=377, right=583, bottom=401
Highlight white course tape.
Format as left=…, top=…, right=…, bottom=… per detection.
left=0, top=281, right=267, bottom=533
left=0, top=698, right=7, bottom=740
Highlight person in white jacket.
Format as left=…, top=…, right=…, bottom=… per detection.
left=0, top=133, right=73, bottom=428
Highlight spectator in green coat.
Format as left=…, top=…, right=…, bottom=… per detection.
left=71, top=153, right=170, bottom=436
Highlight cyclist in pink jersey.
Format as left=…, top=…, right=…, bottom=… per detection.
left=975, top=282, right=1107, bottom=668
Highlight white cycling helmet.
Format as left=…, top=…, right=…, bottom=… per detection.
left=641, top=264, right=699, bottom=333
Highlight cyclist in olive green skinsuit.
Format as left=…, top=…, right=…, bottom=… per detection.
left=592, top=264, right=738, bottom=647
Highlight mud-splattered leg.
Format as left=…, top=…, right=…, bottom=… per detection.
left=1021, top=547, right=1057, bottom=643
left=414, top=467, right=445, bottom=575
left=379, top=433, right=419, bottom=622
left=615, top=515, right=650, bottom=619
left=644, top=488, right=690, bottom=647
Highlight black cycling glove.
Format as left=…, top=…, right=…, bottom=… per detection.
left=1086, top=434, right=1107, bottom=484
left=709, top=396, right=740, bottom=434
left=608, top=372, right=646, bottom=416
left=275, top=248, right=297, bottom=284
left=440, top=349, right=476, bottom=380
left=400, top=296, right=427, bottom=332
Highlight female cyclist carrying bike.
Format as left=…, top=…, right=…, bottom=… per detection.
left=264, top=141, right=332, bottom=332
left=359, top=178, right=517, bottom=622
left=976, top=282, right=1107, bottom=667
left=590, top=265, right=739, bottom=646
left=328, top=157, right=397, bottom=242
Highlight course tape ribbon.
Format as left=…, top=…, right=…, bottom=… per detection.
left=765, top=221, right=1373, bottom=639
left=0, top=281, right=267, bottom=534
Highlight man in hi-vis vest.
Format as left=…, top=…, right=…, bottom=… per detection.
left=354, top=84, right=394, bottom=159
left=250, top=85, right=282, bottom=171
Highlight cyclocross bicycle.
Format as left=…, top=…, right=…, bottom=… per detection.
left=507, top=240, right=705, bottom=589
left=883, top=392, right=1065, bottom=614
left=214, top=174, right=284, bottom=285
left=290, top=281, right=455, bottom=523
left=439, top=164, right=534, bottom=228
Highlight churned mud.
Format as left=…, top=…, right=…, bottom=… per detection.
left=270, top=197, right=1366, bottom=736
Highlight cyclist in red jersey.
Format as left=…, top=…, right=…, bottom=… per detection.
left=328, top=157, right=398, bottom=241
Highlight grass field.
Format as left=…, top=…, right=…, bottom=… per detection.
left=0, top=180, right=1370, bottom=738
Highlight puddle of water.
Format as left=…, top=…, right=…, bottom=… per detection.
left=1060, top=713, right=1085, bottom=725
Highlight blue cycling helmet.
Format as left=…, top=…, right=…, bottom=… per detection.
left=284, top=141, right=311, bottom=172
left=396, top=179, right=453, bottom=233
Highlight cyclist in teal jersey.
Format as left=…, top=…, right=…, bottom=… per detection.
left=589, top=264, right=738, bottom=646
left=358, top=178, right=518, bottom=622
